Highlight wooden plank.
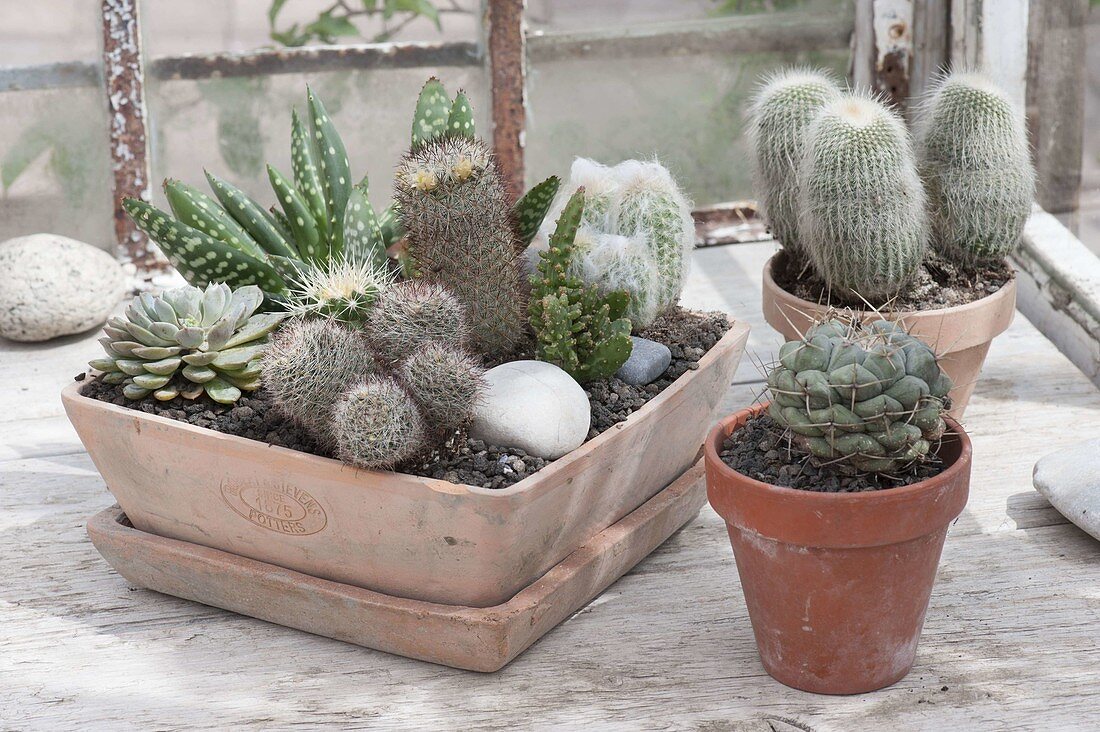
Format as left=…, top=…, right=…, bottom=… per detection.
left=852, top=0, right=914, bottom=109
left=1026, top=0, right=1087, bottom=216
left=101, top=0, right=164, bottom=272
left=3, top=241, right=1100, bottom=727
left=909, top=0, right=949, bottom=103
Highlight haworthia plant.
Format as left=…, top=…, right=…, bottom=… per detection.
left=126, top=88, right=396, bottom=310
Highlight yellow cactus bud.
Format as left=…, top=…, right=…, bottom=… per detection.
left=451, top=157, right=474, bottom=181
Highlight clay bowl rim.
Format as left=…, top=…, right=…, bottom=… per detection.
left=64, top=318, right=750, bottom=501
left=762, top=254, right=1018, bottom=325
left=704, top=401, right=973, bottom=507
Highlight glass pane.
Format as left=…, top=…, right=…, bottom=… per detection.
left=528, top=0, right=849, bottom=32
left=141, top=0, right=478, bottom=56
left=0, top=1, right=101, bottom=65
left=0, top=87, right=114, bottom=249
left=145, top=67, right=489, bottom=214
left=527, top=46, right=850, bottom=207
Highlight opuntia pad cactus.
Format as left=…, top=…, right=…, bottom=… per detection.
left=748, top=68, right=842, bottom=254
left=915, top=71, right=1035, bottom=266
left=766, top=318, right=953, bottom=474
left=798, top=94, right=928, bottom=299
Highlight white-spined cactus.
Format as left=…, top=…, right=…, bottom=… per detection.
left=767, top=318, right=953, bottom=474
left=545, top=157, right=694, bottom=328
left=90, top=283, right=284, bottom=404
left=915, top=71, right=1035, bottom=266
left=335, top=376, right=428, bottom=468
left=798, top=93, right=928, bottom=299
left=748, top=68, right=843, bottom=253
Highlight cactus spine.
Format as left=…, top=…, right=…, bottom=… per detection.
left=915, top=71, right=1035, bottom=266
left=798, top=93, right=928, bottom=299
left=748, top=68, right=842, bottom=254
left=366, top=280, right=468, bottom=363
left=394, top=134, right=527, bottom=358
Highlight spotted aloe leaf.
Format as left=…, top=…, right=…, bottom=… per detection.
left=513, top=175, right=561, bottom=249
left=377, top=202, right=404, bottom=248
left=290, top=108, right=328, bottom=232
left=343, top=183, right=387, bottom=269
left=163, top=179, right=267, bottom=262
left=306, top=87, right=350, bottom=252
left=205, top=171, right=299, bottom=260
left=446, top=91, right=475, bottom=140
left=123, top=198, right=287, bottom=294
left=411, top=77, right=450, bottom=149
left=268, top=164, right=324, bottom=262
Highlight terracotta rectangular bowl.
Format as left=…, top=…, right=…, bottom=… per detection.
left=64, top=320, right=749, bottom=607
left=86, top=462, right=707, bottom=672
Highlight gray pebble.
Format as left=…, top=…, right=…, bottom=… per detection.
left=615, top=337, right=673, bottom=386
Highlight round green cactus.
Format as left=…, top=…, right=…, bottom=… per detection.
left=915, top=71, right=1035, bottom=266
left=748, top=68, right=842, bottom=253
left=766, top=318, right=952, bottom=474
left=366, top=280, right=468, bottom=364
left=798, top=93, right=928, bottom=299
left=89, top=283, right=284, bottom=404
left=335, top=376, right=427, bottom=469
left=263, top=317, right=378, bottom=447
left=399, top=342, right=485, bottom=430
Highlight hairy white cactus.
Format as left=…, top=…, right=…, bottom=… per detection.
left=544, top=157, right=694, bottom=328
left=914, top=71, right=1035, bottom=266
left=798, top=93, right=928, bottom=299
left=748, top=68, right=843, bottom=253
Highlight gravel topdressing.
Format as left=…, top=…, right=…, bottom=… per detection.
left=81, top=307, right=733, bottom=490
left=718, top=412, right=946, bottom=493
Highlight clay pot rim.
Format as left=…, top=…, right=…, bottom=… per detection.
left=64, top=318, right=751, bottom=501
left=704, top=402, right=973, bottom=506
left=762, top=254, right=1018, bottom=326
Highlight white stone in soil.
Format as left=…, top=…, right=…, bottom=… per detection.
left=470, top=360, right=591, bottom=460
left=1033, top=438, right=1100, bottom=541
left=0, top=234, right=127, bottom=342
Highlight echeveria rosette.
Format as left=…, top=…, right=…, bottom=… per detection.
left=89, top=283, right=285, bottom=404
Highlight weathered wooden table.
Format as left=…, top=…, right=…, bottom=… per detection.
left=3, top=241, right=1100, bottom=730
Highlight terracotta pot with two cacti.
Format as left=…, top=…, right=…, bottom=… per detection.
left=750, top=68, right=1032, bottom=416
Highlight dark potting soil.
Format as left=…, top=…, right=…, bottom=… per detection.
left=718, top=413, right=945, bottom=493
left=80, top=307, right=732, bottom=490
left=771, top=248, right=1014, bottom=312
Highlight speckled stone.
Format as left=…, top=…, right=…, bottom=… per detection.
left=0, top=234, right=126, bottom=342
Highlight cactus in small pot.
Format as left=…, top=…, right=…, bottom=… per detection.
left=748, top=68, right=843, bottom=254
left=797, top=93, right=928, bottom=299
left=766, top=317, right=952, bottom=474
left=915, top=71, right=1035, bottom=266
left=89, top=283, right=284, bottom=404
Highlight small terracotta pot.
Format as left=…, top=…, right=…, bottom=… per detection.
left=761, top=255, right=1016, bottom=418
left=704, top=404, right=972, bottom=695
